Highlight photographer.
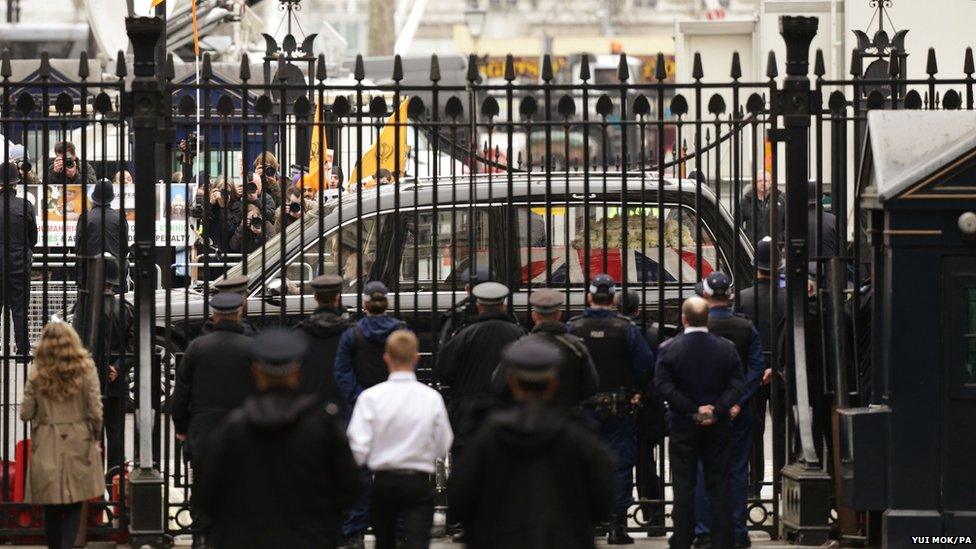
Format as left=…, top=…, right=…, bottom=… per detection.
left=46, top=141, right=96, bottom=186
left=251, top=152, right=282, bottom=205
left=194, top=176, right=242, bottom=253
left=9, top=144, right=38, bottom=184
left=245, top=171, right=278, bottom=223
left=229, top=203, right=276, bottom=255
left=275, top=186, right=309, bottom=233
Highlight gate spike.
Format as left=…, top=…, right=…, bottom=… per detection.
left=655, top=52, right=667, bottom=81
left=114, top=51, right=127, bottom=78
left=617, top=54, right=629, bottom=82
left=888, top=50, right=901, bottom=77
left=354, top=54, right=365, bottom=81
left=965, top=47, right=975, bottom=76
left=926, top=47, right=938, bottom=76
left=692, top=52, right=704, bottom=80
left=466, top=54, right=480, bottom=82
left=38, top=52, right=51, bottom=78
left=579, top=54, right=591, bottom=82
left=504, top=54, right=515, bottom=82
left=765, top=51, right=778, bottom=80
left=850, top=50, right=862, bottom=77
left=392, top=54, right=404, bottom=82
left=542, top=54, right=554, bottom=82
left=202, top=52, right=213, bottom=80
left=166, top=53, right=176, bottom=80
left=0, top=49, right=10, bottom=79
left=429, top=54, right=441, bottom=83
left=78, top=51, right=90, bottom=79
left=239, top=53, right=252, bottom=81
left=730, top=52, right=742, bottom=80
left=813, top=49, right=825, bottom=78
left=314, top=54, right=326, bottom=81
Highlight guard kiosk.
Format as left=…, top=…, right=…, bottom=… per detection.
left=853, top=110, right=976, bottom=547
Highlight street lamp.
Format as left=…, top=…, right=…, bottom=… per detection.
left=464, top=5, right=487, bottom=54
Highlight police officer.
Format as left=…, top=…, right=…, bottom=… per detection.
left=568, top=273, right=655, bottom=545
left=76, top=178, right=129, bottom=292
left=196, top=328, right=361, bottom=549
left=654, top=296, right=744, bottom=549
left=735, top=236, right=786, bottom=497
left=491, top=288, right=598, bottom=407
left=436, top=281, right=525, bottom=541
left=437, top=265, right=489, bottom=350
left=294, top=275, right=351, bottom=404
left=692, top=272, right=764, bottom=548
left=0, top=162, right=37, bottom=361
left=333, top=280, right=406, bottom=549
left=615, top=289, right=667, bottom=534
left=201, top=275, right=256, bottom=336
left=96, top=257, right=133, bottom=472
left=170, top=292, right=257, bottom=549
left=449, top=337, right=615, bottom=549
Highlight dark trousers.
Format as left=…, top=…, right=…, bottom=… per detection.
left=0, top=276, right=29, bottom=358
left=342, top=467, right=373, bottom=536
left=190, top=456, right=212, bottom=539
left=104, top=396, right=125, bottom=472
left=694, top=408, right=753, bottom=543
left=43, top=503, right=83, bottom=549
left=591, top=414, right=637, bottom=520
left=635, top=430, right=664, bottom=525
left=749, top=384, right=769, bottom=496
left=669, top=420, right=733, bottom=549
left=370, top=471, right=434, bottom=549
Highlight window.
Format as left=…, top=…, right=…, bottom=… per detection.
left=398, top=208, right=490, bottom=290
left=518, top=204, right=722, bottom=286
left=281, top=215, right=380, bottom=293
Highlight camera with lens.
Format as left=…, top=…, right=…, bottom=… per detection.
left=246, top=181, right=258, bottom=194
left=63, top=157, right=76, bottom=169
left=289, top=202, right=302, bottom=215
left=261, top=165, right=277, bottom=178
left=249, top=216, right=264, bottom=228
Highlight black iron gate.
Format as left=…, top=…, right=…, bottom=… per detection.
left=1, top=8, right=972, bottom=545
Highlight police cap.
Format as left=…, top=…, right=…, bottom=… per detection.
left=755, top=236, right=781, bottom=272
left=472, top=281, right=509, bottom=305
left=461, top=265, right=491, bottom=284
left=251, top=328, right=308, bottom=375
left=363, top=280, right=389, bottom=302
left=501, top=337, right=561, bottom=382
left=589, top=273, right=616, bottom=296
left=310, top=274, right=343, bottom=292
left=211, top=292, right=244, bottom=312
left=529, top=288, right=563, bottom=315
left=0, top=162, right=21, bottom=186
left=214, top=275, right=249, bottom=294
left=616, top=289, right=641, bottom=317
left=701, top=271, right=733, bottom=298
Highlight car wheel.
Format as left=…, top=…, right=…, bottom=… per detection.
left=127, top=334, right=182, bottom=412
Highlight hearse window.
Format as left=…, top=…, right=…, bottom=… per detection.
left=518, top=204, right=722, bottom=286
left=281, top=215, right=381, bottom=293
left=398, top=208, right=490, bottom=290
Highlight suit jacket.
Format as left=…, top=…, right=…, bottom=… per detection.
left=736, top=278, right=787, bottom=370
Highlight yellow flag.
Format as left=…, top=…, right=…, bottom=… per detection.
left=299, top=103, right=331, bottom=192
left=151, top=0, right=164, bottom=5
left=150, top=0, right=201, bottom=58
left=348, top=97, right=411, bottom=187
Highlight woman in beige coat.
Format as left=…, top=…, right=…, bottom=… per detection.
left=21, top=322, right=105, bottom=549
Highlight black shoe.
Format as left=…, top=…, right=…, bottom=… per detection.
left=733, top=539, right=752, bottom=548
left=594, top=523, right=609, bottom=538
left=606, top=519, right=634, bottom=545
left=693, top=534, right=712, bottom=548
left=191, top=534, right=212, bottom=549
left=343, top=532, right=366, bottom=549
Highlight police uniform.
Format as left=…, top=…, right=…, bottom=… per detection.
left=692, top=272, right=765, bottom=547
left=294, top=275, right=351, bottom=404
left=333, top=280, right=407, bottom=544
left=0, top=162, right=38, bottom=359
left=654, top=315, right=744, bottom=549
left=437, top=265, right=489, bottom=349
left=170, top=292, right=257, bottom=547
left=735, top=237, right=787, bottom=497
left=435, top=282, right=526, bottom=450
left=200, top=275, right=256, bottom=336
left=196, top=329, right=361, bottom=549
left=449, top=338, right=615, bottom=549
left=492, top=289, right=598, bottom=406
left=567, top=274, right=655, bottom=545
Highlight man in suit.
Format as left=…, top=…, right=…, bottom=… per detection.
left=655, top=297, right=744, bottom=549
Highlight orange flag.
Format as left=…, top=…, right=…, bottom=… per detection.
left=150, top=0, right=201, bottom=57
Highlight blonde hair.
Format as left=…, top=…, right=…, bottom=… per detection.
left=30, top=322, right=95, bottom=401
left=385, top=330, right=418, bottom=365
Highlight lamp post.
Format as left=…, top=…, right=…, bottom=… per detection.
left=464, top=4, right=487, bottom=56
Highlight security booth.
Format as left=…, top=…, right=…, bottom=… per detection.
left=849, top=110, right=976, bottom=547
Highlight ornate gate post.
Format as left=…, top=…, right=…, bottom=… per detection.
left=776, top=15, right=833, bottom=545
left=125, top=16, right=167, bottom=548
